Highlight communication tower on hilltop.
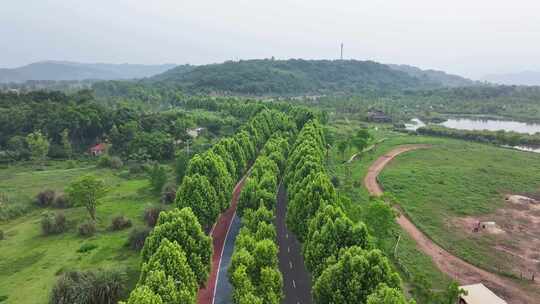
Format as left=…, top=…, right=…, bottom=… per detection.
left=340, top=43, right=344, bottom=60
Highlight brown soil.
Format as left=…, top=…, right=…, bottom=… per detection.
left=364, top=145, right=539, bottom=304
left=454, top=195, right=540, bottom=277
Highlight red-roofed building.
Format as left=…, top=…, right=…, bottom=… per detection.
left=90, top=143, right=106, bottom=156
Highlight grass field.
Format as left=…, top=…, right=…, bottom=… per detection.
left=379, top=140, right=540, bottom=277
left=325, top=119, right=453, bottom=298
left=0, top=162, right=165, bottom=304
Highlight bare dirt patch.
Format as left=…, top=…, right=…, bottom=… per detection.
left=453, top=194, right=540, bottom=279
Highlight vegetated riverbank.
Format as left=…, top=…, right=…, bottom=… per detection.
left=416, top=125, right=540, bottom=149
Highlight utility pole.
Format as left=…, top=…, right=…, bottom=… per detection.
left=340, top=43, right=344, bottom=60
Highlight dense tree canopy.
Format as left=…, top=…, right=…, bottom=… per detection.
left=141, top=208, right=212, bottom=286
left=313, top=246, right=401, bottom=304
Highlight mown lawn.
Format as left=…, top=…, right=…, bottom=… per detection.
left=325, top=120, right=452, bottom=296
left=379, top=140, right=540, bottom=277
left=0, top=163, right=164, bottom=304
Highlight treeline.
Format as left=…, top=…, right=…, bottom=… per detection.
left=417, top=125, right=540, bottom=147
left=285, top=120, right=412, bottom=303
left=230, top=133, right=293, bottom=303
left=123, top=109, right=301, bottom=303
left=2, top=90, right=315, bottom=162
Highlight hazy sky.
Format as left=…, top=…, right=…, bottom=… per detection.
left=2, top=0, right=540, bottom=79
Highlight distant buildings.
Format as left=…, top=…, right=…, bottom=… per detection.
left=90, top=143, right=107, bottom=156
left=187, top=127, right=206, bottom=138
left=366, top=109, right=392, bottom=123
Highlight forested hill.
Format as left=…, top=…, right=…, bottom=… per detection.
left=388, top=64, right=477, bottom=87
left=151, top=59, right=473, bottom=95
left=0, top=61, right=178, bottom=83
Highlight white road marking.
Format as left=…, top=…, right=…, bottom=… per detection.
left=286, top=233, right=288, bottom=239
left=287, top=246, right=290, bottom=253
left=289, top=261, right=293, bottom=269
left=292, top=280, right=296, bottom=288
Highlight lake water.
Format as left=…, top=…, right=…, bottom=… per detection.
left=406, top=117, right=540, bottom=135
left=441, top=118, right=540, bottom=135
left=405, top=117, right=540, bottom=153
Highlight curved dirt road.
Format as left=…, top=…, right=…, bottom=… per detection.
left=364, top=145, right=536, bottom=304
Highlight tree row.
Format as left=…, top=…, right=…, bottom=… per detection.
left=122, top=108, right=296, bottom=303
left=230, top=132, right=294, bottom=304
left=285, top=120, right=413, bottom=304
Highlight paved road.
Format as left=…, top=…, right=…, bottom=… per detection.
left=276, top=183, right=313, bottom=304
left=213, top=214, right=241, bottom=304
left=364, top=145, right=537, bottom=304
left=197, top=173, right=249, bottom=304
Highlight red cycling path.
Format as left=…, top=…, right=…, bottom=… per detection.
left=197, top=172, right=250, bottom=304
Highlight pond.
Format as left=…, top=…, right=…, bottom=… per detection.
left=440, top=118, right=540, bottom=135
left=406, top=117, right=540, bottom=135
left=405, top=117, right=540, bottom=153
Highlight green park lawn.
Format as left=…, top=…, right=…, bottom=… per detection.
left=0, top=162, right=164, bottom=304
left=378, top=139, right=540, bottom=277
left=327, top=119, right=540, bottom=297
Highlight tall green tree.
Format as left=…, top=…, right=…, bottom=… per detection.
left=139, top=239, right=197, bottom=304
left=148, top=163, right=168, bottom=193
left=175, top=151, right=190, bottom=184
left=304, top=205, right=372, bottom=278
left=337, top=140, right=349, bottom=160
left=122, top=285, right=163, bottom=304
left=176, top=174, right=219, bottom=230
left=313, top=246, right=401, bottom=304
left=141, top=208, right=212, bottom=285
left=61, top=129, right=72, bottom=159
left=366, top=284, right=415, bottom=304
left=186, top=151, right=233, bottom=211
left=26, top=130, right=50, bottom=164
left=66, top=175, right=107, bottom=221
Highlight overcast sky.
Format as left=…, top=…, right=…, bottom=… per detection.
left=2, top=0, right=540, bottom=79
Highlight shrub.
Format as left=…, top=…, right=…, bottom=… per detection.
left=0, top=230, right=4, bottom=240
left=77, top=243, right=98, bottom=253
left=110, top=215, right=132, bottom=231
left=331, top=176, right=340, bottom=188
left=41, top=212, right=67, bottom=235
left=53, top=193, right=72, bottom=208
left=143, top=206, right=164, bottom=227
left=127, top=227, right=151, bottom=251
left=66, top=160, right=76, bottom=169
left=127, top=161, right=144, bottom=175
left=148, top=163, right=168, bottom=192
left=50, top=269, right=126, bottom=304
left=97, top=155, right=112, bottom=168
left=78, top=220, right=97, bottom=237
left=109, top=156, right=124, bottom=169
left=97, top=155, right=123, bottom=169
left=36, top=189, right=55, bottom=207
left=160, top=182, right=177, bottom=204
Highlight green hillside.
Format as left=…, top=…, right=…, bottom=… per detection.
left=151, top=59, right=454, bottom=95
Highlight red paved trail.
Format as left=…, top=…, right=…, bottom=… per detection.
left=197, top=173, right=249, bottom=304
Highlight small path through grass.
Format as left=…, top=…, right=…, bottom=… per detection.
left=364, top=145, right=537, bottom=304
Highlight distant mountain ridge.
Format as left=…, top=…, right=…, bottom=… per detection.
left=0, top=61, right=176, bottom=83
left=387, top=64, right=477, bottom=87
left=150, top=59, right=477, bottom=95
left=483, top=71, right=540, bottom=86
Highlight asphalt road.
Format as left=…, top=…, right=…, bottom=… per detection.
left=214, top=214, right=241, bottom=304
left=276, top=183, right=313, bottom=304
